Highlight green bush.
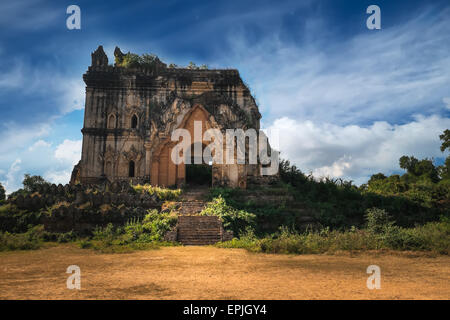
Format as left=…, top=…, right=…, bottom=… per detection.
left=87, top=210, right=178, bottom=251
left=365, top=208, right=394, bottom=234
left=200, top=195, right=256, bottom=236
left=0, top=225, right=45, bottom=251
left=141, top=209, right=178, bottom=241
left=0, top=203, right=42, bottom=233
left=382, top=219, right=450, bottom=253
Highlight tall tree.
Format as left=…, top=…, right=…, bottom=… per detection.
left=0, top=182, right=5, bottom=201
left=439, top=129, right=450, bottom=152
left=22, top=174, right=50, bottom=192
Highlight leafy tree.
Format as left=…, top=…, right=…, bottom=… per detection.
left=22, top=174, right=50, bottom=192
left=367, top=173, right=386, bottom=185
left=399, top=156, right=419, bottom=174
left=0, top=182, right=5, bottom=201
left=438, top=157, right=450, bottom=181
left=439, top=129, right=450, bottom=152
left=438, top=129, right=450, bottom=181
left=187, top=61, right=197, bottom=69
left=399, top=156, right=439, bottom=182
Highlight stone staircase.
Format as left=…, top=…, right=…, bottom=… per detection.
left=176, top=201, right=206, bottom=215
left=177, top=215, right=224, bottom=245
left=176, top=186, right=208, bottom=215
left=163, top=187, right=233, bottom=245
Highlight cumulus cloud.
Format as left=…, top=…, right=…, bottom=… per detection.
left=44, top=170, right=74, bottom=185
left=2, top=159, right=22, bottom=193
left=54, top=139, right=82, bottom=165
left=0, top=138, right=82, bottom=194
left=225, top=7, right=450, bottom=125
left=267, top=114, right=450, bottom=184
left=28, top=139, right=51, bottom=151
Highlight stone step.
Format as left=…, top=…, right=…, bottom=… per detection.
left=177, top=215, right=223, bottom=245
left=178, top=232, right=221, bottom=237
left=170, top=201, right=207, bottom=215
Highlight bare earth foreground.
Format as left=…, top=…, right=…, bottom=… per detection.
left=0, top=245, right=449, bottom=299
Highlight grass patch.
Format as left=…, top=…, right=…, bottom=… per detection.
left=133, top=184, right=181, bottom=201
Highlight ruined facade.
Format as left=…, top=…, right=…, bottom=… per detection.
left=73, top=45, right=267, bottom=188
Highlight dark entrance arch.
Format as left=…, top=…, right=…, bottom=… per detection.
left=185, top=142, right=212, bottom=186
left=128, top=161, right=135, bottom=177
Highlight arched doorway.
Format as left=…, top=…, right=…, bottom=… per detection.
left=185, top=142, right=212, bottom=186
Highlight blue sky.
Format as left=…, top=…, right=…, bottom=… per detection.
left=0, top=0, right=449, bottom=193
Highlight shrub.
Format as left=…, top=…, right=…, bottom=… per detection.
left=88, top=210, right=178, bottom=250
left=217, top=215, right=449, bottom=255
left=0, top=225, right=45, bottom=251
left=200, top=195, right=256, bottom=236
left=382, top=219, right=450, bottom=253
left=365, top=208, right=394, bottom=234
left=142, top=209, right=178, bottom=241
left=0, top=203, right=42, bottom=233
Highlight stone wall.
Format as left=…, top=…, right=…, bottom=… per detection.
left=8, top=181, right=160, bottom=234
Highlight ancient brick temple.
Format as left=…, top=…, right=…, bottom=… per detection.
left=72, top=45, right=268, bottom=188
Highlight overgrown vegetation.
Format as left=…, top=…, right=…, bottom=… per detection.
left=216, top=210, right=450, bottom=255
left=114, top=51, right=208, bottom=70
left=210, top=130, right=449, bottom=232
left=200, top=195, right=256, bottom=236
left=132, top=184, right=181, bottom=201
left=0, top=225, right=45, bottom=251
left=0, top=209, right=178, bottom=253
left=0, top=175, right=182, bottom=252
left=77, top=209, right=178, bottom=253
left=0, top=131, right=448, bottom=255
left=115, top=52, right=163, bottom=68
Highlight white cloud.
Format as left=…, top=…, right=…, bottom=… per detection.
left=0, top=138, right=82, bottom=194
left=444, top=97, right=450, bottom=110
left=313, top=157, right=351, bottom=179
left=225, top=7, right=450, bottom=125
left=54, top=139, right=82, bottom=165
left=28, top=139, right=51, bottom=151
left=44, top=169, right=73, bottom=185
left=0, top=122, right=50, bottom=156
left=267, top=114, right=450, bottom=185
left=1, top=158, right=22, bottom=194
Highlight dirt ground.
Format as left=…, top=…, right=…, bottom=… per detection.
left=0, top=245, right=448, bottom=299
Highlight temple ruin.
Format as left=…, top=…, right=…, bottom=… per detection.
left=72, top=45, right=272, bottom=188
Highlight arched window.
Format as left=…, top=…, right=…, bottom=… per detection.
left=108, top=114, right=116, bottom=129
left=131, top=115, right=138, bottom=129
left=105, top=161, right=113, bottom=176
left=129, top=161, right=135, bottom=178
